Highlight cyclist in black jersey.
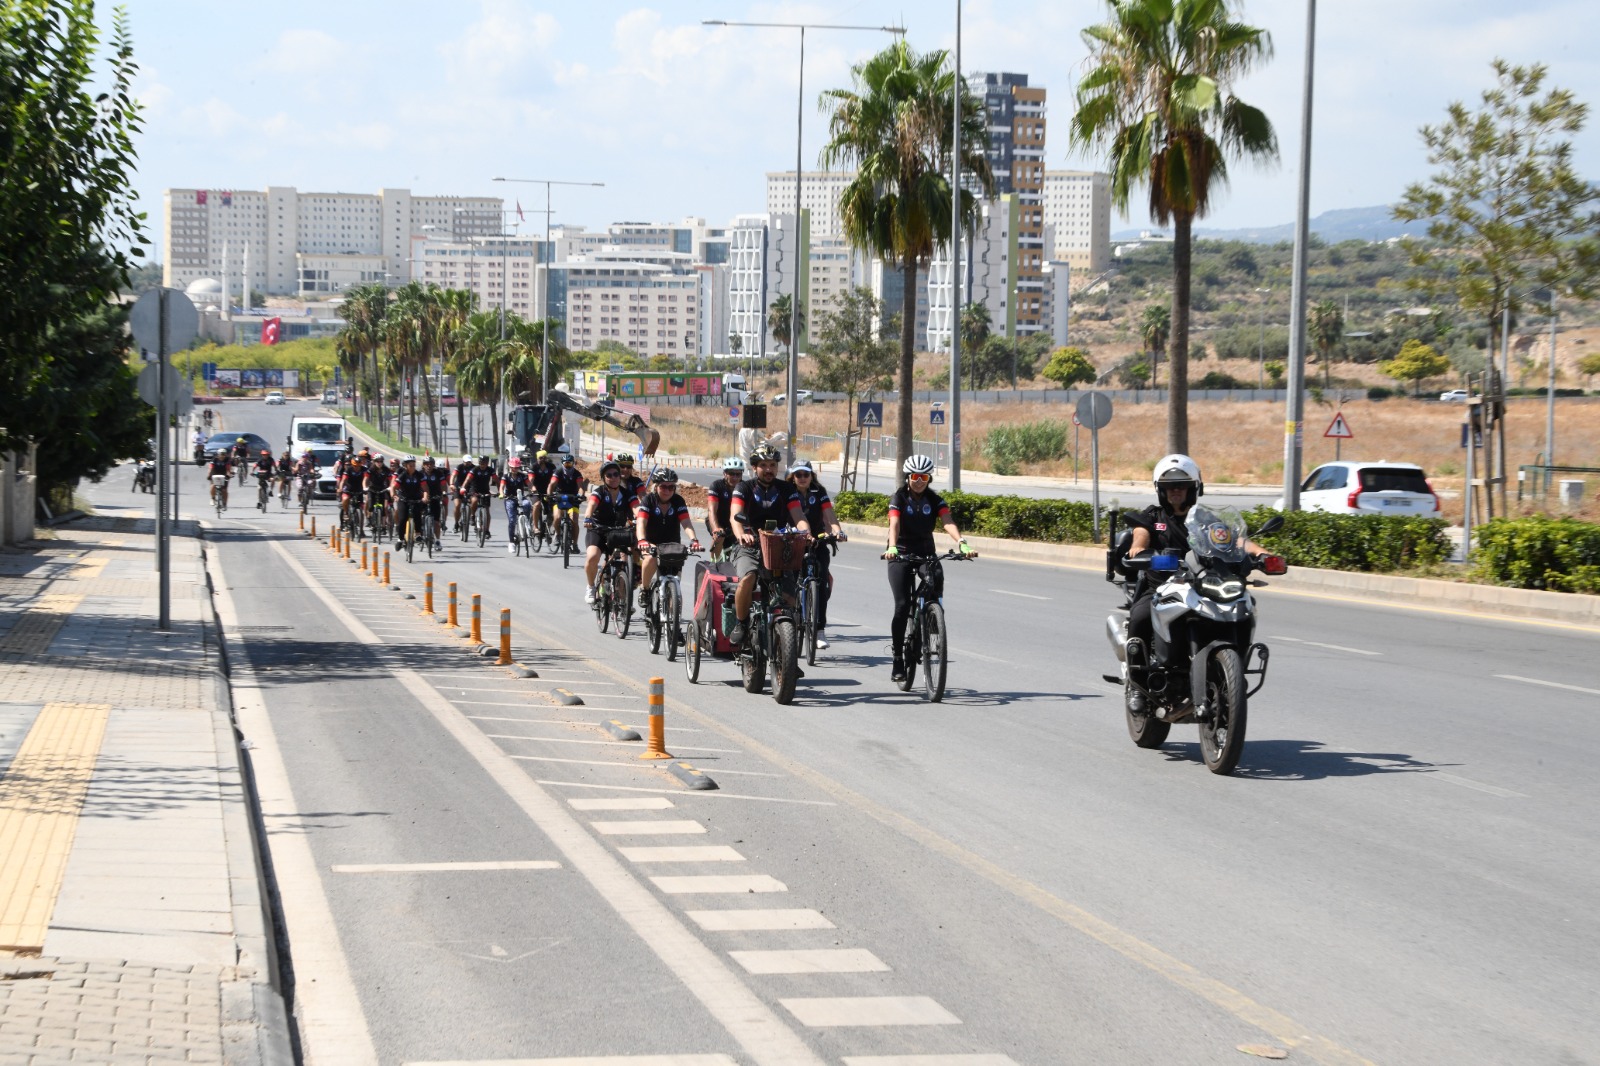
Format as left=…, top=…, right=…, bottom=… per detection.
left=450, top=454, right=475, bottom=532
left=528, top=449, right=557, bottom=534
left=205, top=449, right=232, bottom=508
left=788, top=460, right=846, bottom=648
left=705, top=457, right=743, bottom=558
left=615, top=453, right=646, bottom=501
left=500, top=456, right=533, bottom=553
left=582, top=461, right=637, bottom=603
left=420, top=457, right=449, bottom=545
left=883, top=454, right=971, bottom=681
left=726, top=445, right=810, bottom=647
left=634, top=468, right=700, bottom=608
left=391, top=456, right=427, bottom=548
left=465, top=456, right=495, bottom=539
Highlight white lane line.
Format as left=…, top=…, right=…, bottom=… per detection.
left=466, top=714, right=580, bottom=723
left=957, top=648, right=1012, bottom=665
left=652, top=875, right=787, bottom=894
left=591, top=820, right=706, bottom=836
left=1425, top=772, right=1528, bottom=799
left=449, top=686, right=535, bottom=693
left=1493, top=673, right=1600, bottom=697
left=990, top=588, right=1049, bottom=601
left=487, top=733, right=742, bottom=754
left=409, top=1057, right=740, bottom=1066
left=536, top=781, right=835, bottom=807
left=619, top=845, right=745, bottom=863
left=687, top=910, right=834, bottom=932
left=565, top=692, right=640, bottom=699
left=731, top=949, right=889, bottom=975
left=269, top=539, right=824, bottom=1066
left=332, top=861, right=561, bottom=874
left=569, top=797, right=675, bottom=811
left=835, top=564, right=865, bottom=571
left=844, top=1049, right=1017, bottom=1056
left=512, top=755, right=779, bottom=777
left=1275, top=635, right=1381, bottom=656
left=780, top=997, right=960, bottom=1027
left=457, top=702, right=541, bottom=709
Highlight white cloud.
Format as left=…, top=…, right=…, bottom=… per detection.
left=439, top=0, right=560, bottom=86
left=258, top=29, right=345, bottom=76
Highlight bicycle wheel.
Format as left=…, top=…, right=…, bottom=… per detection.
left=646, top=581, right=663, bottom=655
left=404, top=520, right=414, bottom=564
left=460, top=503, right=471, bottom=543
left=596, top=579, right=610, bottom=633
left=611, top=566, right=631, bottom=638
left=476, top=506, right=488, bottom=548
left=921, top=602, right=947, bottom=703
left=897, top=621, right=919, bottom=693
left=519, top=514, right=533, bottom=558
left=257, top=484, right=268, bottom=511
left=664, top=581, right=681, bottom=663
left=741, top=619, right=766, bottom=694
left=423, top=516, right=435, bottom=559
left=802, top=577, right=820, bottom=665
left=770, top=617, right=800, bottom=705
left=684, top=598, right=702, bottom=683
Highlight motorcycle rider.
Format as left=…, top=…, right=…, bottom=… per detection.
left=1122, top=454, right=1266, bottom=712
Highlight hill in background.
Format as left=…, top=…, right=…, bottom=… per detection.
left=1113, top=204, right=1428, bottom=245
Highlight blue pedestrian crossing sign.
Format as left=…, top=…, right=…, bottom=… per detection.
left=929, top=408, right=946, bottom=426
left=858, top=402, right=883, bottom=428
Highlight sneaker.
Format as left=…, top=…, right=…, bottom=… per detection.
left=507, top=543, right=516, bottom=554
left=584, top=585, right=597, bottom=605
left=890, top=658, right=905, bottom=682
left=727, top=621, right=747, bottom=647
left=815, top=632, right=830, bottom=650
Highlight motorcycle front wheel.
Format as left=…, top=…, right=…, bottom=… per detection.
left=1198, top=648, right=1247, bottom=775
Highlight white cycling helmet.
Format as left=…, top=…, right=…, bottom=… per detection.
left=903, top=454, right=935, bottom=477
left=1153, top=453, right=1204, bottom=506
left=461, top=453, right=473, bottom=464
left=722, top=456, right=745, bottom=473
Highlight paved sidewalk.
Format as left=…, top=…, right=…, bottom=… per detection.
left=0, top=505, right=290, bottom=1065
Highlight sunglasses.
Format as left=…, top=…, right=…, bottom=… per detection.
left=908, top=473, right=931, bottom=482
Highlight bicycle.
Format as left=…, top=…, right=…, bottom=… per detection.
left=278, top=473, right=292, bottom=509
left=255, top=474, right=271, bottom=512
left=398, top=503, right=421, bottom=564
left=733, top=527, right=807, bottom=705
left=529, top=493, right=550, bottom=553
left=892, top=549, right=975, bottom=704
left=512, top=491, right=535, bottom=558
left=468, top=492, right=490, bottom=548
left=551, top=494, right=580, bottom=568
left=798, top=534, right=844, bottom=665
left=298, top=475, right=315, bottom=514
left=591, top=525, right=635, bottom=638
left=642, top=543, right=697, bottom=660
left=210, top=474, right=229, bottom=517
left=235, top=456, right=249, bottom=487
left=419, top=507, right=438, bottom=559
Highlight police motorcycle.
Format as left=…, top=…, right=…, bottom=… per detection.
left=1104, top=505, right=1286, bottom=776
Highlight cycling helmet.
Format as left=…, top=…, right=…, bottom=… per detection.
left=749, top=444, right=781, bottom=465
left=474, top=455, right=489, bottom=463
left=461, top=453, right=473, bottom=464
left=722, top=457, right=745, bottom=473
left=260, top=449, right=270, bottom=456
left=655, top=468, right=679, bottom=485
left=616, top=454, right=634, bottom=467
left=214, top=448, right=228, bottom=458
left=903, top=454, right=935, bottom=477
left=421, top=455, right=435, bottom=466
left=402, top=454, right=417, bottom=464
left=1153, top=453, right=1204, bottom=508
left=536, top=450, right=548, bottom=460
left=359, top=448, right=371, bottom=458
left=600, top=461, right=622, bottom=477
left=561, top=454, right=576, bottom=464
left=507, top=457, right=522, bottom=469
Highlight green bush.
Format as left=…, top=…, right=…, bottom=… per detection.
left=1243, top=507, right=1452, bottom=572
left=1470, top=515, right=1600, bottom=593
left=981, top=421, right=1069, bottom=476
left=1367, top=386, right=1395, bottom=400
left=1196, top=370, right=1246, bottom=389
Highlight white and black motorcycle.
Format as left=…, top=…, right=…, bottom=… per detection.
left=1104, top=505, right=1286, bottom=775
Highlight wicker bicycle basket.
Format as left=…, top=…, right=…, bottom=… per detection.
left=759, top=530, right=810, bottom=572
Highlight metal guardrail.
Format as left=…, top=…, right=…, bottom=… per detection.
left=1517, top=464, right=1600, bottom=501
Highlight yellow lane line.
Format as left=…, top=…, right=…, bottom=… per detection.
left=0, top=594, right=85, bottom=657
left=0, top=701, right=112, bottom=951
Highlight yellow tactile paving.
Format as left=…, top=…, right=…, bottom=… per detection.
left=0, top=701, right=112, bottom=951
left=0, top=594, right=84, bottom=657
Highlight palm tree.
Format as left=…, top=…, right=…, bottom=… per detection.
left=455, top=311, right=507, bottom=454
left=434, top=288, right=477, bottom=455
left=336, top=283, right=388, bottom=422
left=1310, top=299, right=1343, bottom=390
left=767, top=293, right=806, bottom=358
left=1071, top=0, right=1278, bottom=453
left=1141, top=303, right=1171, bottom=388
left=959, top=301, right=991, bottom=355
left=822, top=40, right=995, bottom=454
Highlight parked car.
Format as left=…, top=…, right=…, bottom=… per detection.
left=1273, top=461, right=1441, bottom=516
left=770, top=390, right=814, bottom=406
left=1439, top=389, right=1469, bottom=403
left=264, top=390, right=286, bottom=405
left=321, top=390, right=339, bottom=404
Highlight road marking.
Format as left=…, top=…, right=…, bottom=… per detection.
left=449, top=687, right=532, bottom=693
left=569, top=798, right=676, bottom=811
left=619, top=845, right=744, bottom=863
left=564, top=691, right=640, bottom=699
left=957, top=649, right=1012, bottom=665
left=780, top=996, right=960, bottom=1027
left=651, top=875, right=787, bottom=894
left=1425, top=772, right=1528, bottom=799
left=687, top=909, right=834, bottom=931
left=268, top=539, right=824, bottom=1066
left=536, top=781, right=834, bottom=807
left=408, top=1057, right=740, bottom=1066
left=510, top=755, right=662, bottom=769
left=835, top=564, right=865, bottom=571
left=1493, top=673, right=1600, bottom=697
left=332, top=861, right=561, bottom=873
left=488, top=733, right=742, bottom=754
left=1276, top=636, right=1381, bottom=656
left=842, top=1057, right=1020, bottom=1066
left=731, top=949, right=888, bottom=975
left=989, top=588, right=1049, bottom=600
left=591, top=820, right=706, bottom=836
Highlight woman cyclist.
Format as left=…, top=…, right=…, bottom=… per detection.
left=635, top=469, right=700, bottom=611
left=789, top=460, right=845, bottom=649
left=500, top=456, right=534, bottom=553
left=881, top=454, right=972, bottom=682
left=705, top=457, right=744, bottom=559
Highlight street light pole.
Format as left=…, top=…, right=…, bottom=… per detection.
left=1255, top=286, right=1270, bottom=390
left=1280, top=0, right=1317, bottom=512
left=949, top=0, right=963, bottom=490
left=492, top=177, right=605, bottom=401
left=703, top=18, right=904, bottom=466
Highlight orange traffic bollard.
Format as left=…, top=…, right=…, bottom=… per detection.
left=310, top=516, right=316, bottom=538
left=298, top=512, right=304, bottom=531
left=329, top=528, right=337, bottom=553
left=498, top=609, right=512, bottom=665
left=639, top=677, right=672, bottom=759
left=448, top=582, right=458, bottom=627
left=423, top=572, right=434, bottom=615
left=361, top=543, right=369, bottom=570
left=344, top=534, right=351, bottom=560
left=383, top=552, right=391, bottom=586
left=371, top=547, right=379, bottom=579
left=471, top=595, right=483, bottom=643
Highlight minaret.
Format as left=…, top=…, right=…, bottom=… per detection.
left=243, top=242, right=251, bottom=314
left=221, top=240, right=230, bottom=321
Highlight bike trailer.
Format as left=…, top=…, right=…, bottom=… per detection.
left=694, top=565, right=739, bottom=655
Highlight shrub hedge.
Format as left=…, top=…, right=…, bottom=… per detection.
left=1470, top=515, right=1600, bottom=594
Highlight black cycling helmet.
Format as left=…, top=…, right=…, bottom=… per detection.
left=600, top=461, right=622, bottom=478
left=748, top=444, right=781, bottom=465
left=655, top=468, right=679, bottom=486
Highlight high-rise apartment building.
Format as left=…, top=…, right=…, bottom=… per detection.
left=1042, top=170, right=1112, bottom=277
left=972, top=72, right=1047, bottom=336
left=163, top=187, right=503, bottom=298
left=726, top=212, right=808, bottom=359
left=766, top=172, right=854, bottom=240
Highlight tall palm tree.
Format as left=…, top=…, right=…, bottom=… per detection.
left=822, top=40, right=995, bottom=453
left=1141, top=303, right=1171, bottom=388
left=959, top=301, right=992, bottom=354
left=336, top=283, right=388, bottom=422
left=1071, top=0, right=1278, bottom=453
left=767, top=293, right=806, bottom=358
left=455, top=311, right=507, bottom=454
left=1310, top=299, right=1343, bottom=390
left=435, top=287, right=477, bottom=455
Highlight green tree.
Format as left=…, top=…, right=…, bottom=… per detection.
left=1382, top=339, right=1451, bottom=396
left=1309, top=299, right=1344, bottom=389
left=1394, top=60, right=1600, bottom=352
left=1140, top=303, right=1170, bottom=387
left=959, top=301, right=992, bottom=353
left=1578, top=350, right=1600, bottom=388
left=808, top=287, right=897, bottom=490
left=1263, top=360, right=1285, bottom=387
left=1042, top=347, right=1098, bottom=388
left=1071, top=0, right=1278, bottom=452
left=822, top=40, right=996, bottom=453
left=767, top=293, right=806, bottom=357
left=1, top=3, right=150, bottom=482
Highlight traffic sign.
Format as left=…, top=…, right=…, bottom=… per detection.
left=129, top=288, right=198, bottom=355
left=1075, top=392, right=1113, bottom=430
left=857, top=402, right=883, bottom=429
left=136, top=363, right=192, bottom=415
left=929, top=408, right=946, bottom=426
left=728, top=404, right=741, bottom=425
left=1324, top=411, right=1354, bottom=439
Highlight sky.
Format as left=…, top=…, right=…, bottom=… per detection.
left=107, top=0, right=1600, bottom=262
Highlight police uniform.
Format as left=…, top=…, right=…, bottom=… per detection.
left=886, top=485, right=951, bottom=653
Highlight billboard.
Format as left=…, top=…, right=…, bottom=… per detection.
left=603, top=373, right=722, bottom=400
left=215, top=369, right=300, bottom=389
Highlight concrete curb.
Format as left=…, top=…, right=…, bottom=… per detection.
left=603, top=719, right=643, bottom=742
left=665, top=760, right=718, bottom=790
left=552, top=688, right=584, bottom=706
left=839, top=521, right=1600, bottom=628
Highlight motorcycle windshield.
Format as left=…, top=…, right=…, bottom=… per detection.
left=1186, top=505, right=1249, bottom=564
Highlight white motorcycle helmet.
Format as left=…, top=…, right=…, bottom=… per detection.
left=1153, top=453, right=1203, bottom=509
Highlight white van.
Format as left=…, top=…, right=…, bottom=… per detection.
left=288, top=415, right=348, bottom=451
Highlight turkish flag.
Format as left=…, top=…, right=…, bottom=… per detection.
left=262, top=318, right=281, bottom=346
left=516, top=199, right=525, bottom=222
left=196, top=190, right=208, bottom=205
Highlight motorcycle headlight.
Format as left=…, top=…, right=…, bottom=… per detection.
left=1199, top=575, right=1244, bottom=602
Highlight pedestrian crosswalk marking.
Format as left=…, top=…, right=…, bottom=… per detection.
left=591, top=820, right=706, bottom=835
left=619, top=845, right=744, bottom=863
left=730, top=948, right=889, bottom=975
left=780, top=996, right=960, bottom=1027
left=651, top=875, right=786, bottom=894
left=687, top=909, right=833, bottom=931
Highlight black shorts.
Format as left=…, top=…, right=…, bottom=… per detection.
left=586, top=527, right=634, bottom=553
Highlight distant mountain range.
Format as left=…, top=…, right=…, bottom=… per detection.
left=1112, top=204, right=1431, bottom=245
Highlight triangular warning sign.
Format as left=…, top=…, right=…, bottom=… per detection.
left=1324, top=411, right=1354, bottom=439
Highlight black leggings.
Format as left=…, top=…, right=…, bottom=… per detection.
left=809, top=544, right=834, bottom=629
left=887, top=557, right=942, bottom=652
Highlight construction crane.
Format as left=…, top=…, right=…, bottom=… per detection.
left=506, top=389, right=660, bottom=460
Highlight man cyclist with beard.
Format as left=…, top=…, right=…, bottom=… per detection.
left=450, top=453, right=475, bottom=533
left=726, top=445, right=811, bottom=648
left=528, top=449, right=557, bottom=537
left=705, top=457, right=743, bottom=560
left=464, top=455, right=496, bottom=541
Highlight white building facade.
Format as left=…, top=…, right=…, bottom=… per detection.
left=726, top=212, right=807, bottom=360
left=561, top=262, right=698, bottom=358
left=1042, top=170, right=1112, bottom=277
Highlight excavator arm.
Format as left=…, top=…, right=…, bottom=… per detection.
left=538, top=389, right=661, bottom=456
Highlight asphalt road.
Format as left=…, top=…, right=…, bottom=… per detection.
left=118, top=400, right=1600, bottom=1065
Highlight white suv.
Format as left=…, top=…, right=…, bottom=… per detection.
left=1275, top=461, right=1441, bottom=516
left=1439, top=389, right=1469, bottom=403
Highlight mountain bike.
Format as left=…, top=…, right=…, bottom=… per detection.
left=893, top=549, right=975, bottom=704
left=733, top=528, right=807, bottom=705
left=255, top=474, right=271, bottom=512
left=278, top=473, right=292, bottom=509
left=530, top=492, right=550, bottom=553
left=298, top=474, right=315, bottom=514
left=512, top=491, right=536, bottom=558
left=591, top=525, right=635, bottom=638
left=799, top=534, right=843, bottom=665
left=466, top=492, right=490, bottom=548
left=551, top=494, right=580, bottom=568
left=643, top=543, right=697, bottom=660
left=211, top=474, right=229, bottom=517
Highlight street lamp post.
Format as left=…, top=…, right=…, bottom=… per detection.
left=1255, top=286, right=1271, bottom=390
left=492, top=177, right=605, bottom=401
left=703, top=18, right=904, bottom=466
